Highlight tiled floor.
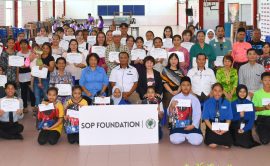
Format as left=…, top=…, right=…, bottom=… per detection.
left=1, top=111, right=270, bottom=166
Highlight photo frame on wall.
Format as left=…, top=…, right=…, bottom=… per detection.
left=228, top=3, right=239, bottom=23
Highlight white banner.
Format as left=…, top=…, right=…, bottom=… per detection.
left=79, top=105, right=159, bottom=146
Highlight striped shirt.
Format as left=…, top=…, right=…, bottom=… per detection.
left=239, top=63, right=265, bottom=92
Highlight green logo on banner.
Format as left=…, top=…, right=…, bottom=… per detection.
left=146, top=118, right=156, bottom=129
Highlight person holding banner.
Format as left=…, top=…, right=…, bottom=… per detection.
left=64, top=85, right=88, bottom=144
left=168, top=76, right=203, bottom=145
left=0, top=82, right=24, bottom=140
left=37, top=87, right=64, bottom=145
left=216, top=55, right=238, bottom=101
left=169, top=35, right=190, bottom=75
left=230, top=84, right=260, bottom=148
left=202, top=83, right=233, bottom=148
left=80, top=53, right=109, bottom=105
left=63, top=39, right=86, bottom=85
left=49, top=57, right=73, bottom=104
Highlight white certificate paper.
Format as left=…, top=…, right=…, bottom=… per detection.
left=144, top=40, right=153, bottom=49
left=8, top=55, right=24, bottom=67
left=214, top=56, right=224, bottom=67
left=67, top=109, right=79, bottom=118
left=236, top=104, right=253, bottom=112
left=176, top=99, right=191, bottom=107
left=31, top=66, right=48, bottom=79
left=162, top=38, right=173, bottom=49
left=63, top=35, right=75, bottom=42
left=212, top=122, right=229, bottom=131
left=192, top=57, right=209, bottom=68
left=92, top=46, right=106, bottom=58
left=0, top=98, right=20, bottom=112
left=109, top=51, right=120, bottom=63
left=52, top=54, right=61, bottom=61
left=149, top=48, right=168, bottom=59
left=120, top=37, right=127, bottom=45
left=87, top=36, right=96, bottom=46
left=94, top=97, right=111, bottom=104
left=262, top=98, right=270, bottom=106
left=35, top=36, right=50, bottom=45
left=55, top=84, right=72, bottom=96
left=66, top=53, right=83, bottom=64
left=38, top=103, right=54, bottom=112
left=168, top=51, right=185, bottom=62
left=131, top=49, right=147, bottom=60
left=0, top=75, right=7, bottom=87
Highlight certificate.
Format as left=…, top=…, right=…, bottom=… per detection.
left=131, top=49, right=147, bottom=60
left=176, top=99, right=191, bottom=107
left=120, top=37, right=127, bottom=45
left=149, top=48, right=168, bottom=59
left=66, top=53, right=83, bottom=64
left=192, top=57, right=209, bottom=68
left=0, top=98, right=20, bottom=112
left=92, top=46, right=106, bottom=58
left=52, top=54, right=61, bottom=61
left=144, top=40, right=153, bottom=49
left=236, top=104, right=253, bottom=112
left=168, top=51, right=185, bottom=62
left=94, top=97, right=111, bottom=104
left=8, top=55, right=24, bottom=67
left=0, top=43, right=3, bottom=55
left=31, top=66, right=48, bottom=79
left=0, top=75, right=7, bottom=87
left=163, top=38, right=173, bottom=49
left=38, top=103, right=54, bottom=112
left=212, top=122, right=229, bottom=131
left=63, top=35, right=75, bottom=42
left=214, top=56, right=224, bottom=67
left=60, top=40, right=69, bottom=51
left=87, top=36, right=96, bottom=46
left=66, top=109, right=79, bottom=118
left=35, top=36, right=50, bottom=45
left=109, top=51, right=120, bottom=63
left=55, top=84, right=72, bottom=96
left=262, top=98, right=270, bottom=106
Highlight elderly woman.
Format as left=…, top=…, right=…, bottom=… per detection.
left=79, top=53, right=109, bottom=104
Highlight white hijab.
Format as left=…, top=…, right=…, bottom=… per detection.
left=205, top=29, right=215, bottom=44
left=111, top=86, right=122, bottom=105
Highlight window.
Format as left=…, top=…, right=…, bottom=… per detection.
left=5, top=0, right=14, bottom=26
left=123, top=5, right=145, bottom=16
left=97, top=5, right=119, bottom=16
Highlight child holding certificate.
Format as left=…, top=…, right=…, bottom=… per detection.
left=141, top=86, right=164, bottom=140
left=202, top=83, right=233, bottom=148
left=64, top=85, right=88, bottom=144
left=0, top=82, right=24, bottom=140
left=37, top=87, right=64, bottom=145
left=0, top=66, right=6, bottom=98
left=131, top=37, right=147, bottom=73
left=230, top=84, right=260, bottom=148
left=168, top=76, right=203, bottom=145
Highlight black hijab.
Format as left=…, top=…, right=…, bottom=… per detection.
left=236, top=84, right=248, bottom=102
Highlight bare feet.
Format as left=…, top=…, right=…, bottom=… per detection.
left=209, top=144, right=217, bottom=148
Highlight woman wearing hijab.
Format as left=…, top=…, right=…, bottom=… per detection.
left=230, top=84, right=260, bottom=148
left=111, top=86, right=130, bottom=105
left=205, top=29, right=215, bottom=44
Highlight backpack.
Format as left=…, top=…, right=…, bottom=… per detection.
left=64, top=103, right=80, bottom=134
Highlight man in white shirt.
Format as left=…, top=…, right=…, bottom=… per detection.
left=187, top=53, right=216, bottom=103
left=109, top=52, right=140, bottom=104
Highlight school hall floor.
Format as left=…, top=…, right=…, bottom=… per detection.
left=0, top=111, right=270, bottom=166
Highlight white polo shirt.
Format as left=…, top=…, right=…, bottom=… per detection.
left=109, top=65, right=138, bottom=92
left=187, top=67, right=216, bottom=96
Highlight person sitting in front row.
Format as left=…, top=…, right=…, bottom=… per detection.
left=111, top=86, right=130, bottom=105
left=0, top=82, right=24, bottom=140
left=141, top=86, right=164, bottom=140
left=168, top=76, right=203, bottom=145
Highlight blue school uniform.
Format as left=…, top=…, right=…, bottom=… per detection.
left=118, top=99, right=130, bottom=105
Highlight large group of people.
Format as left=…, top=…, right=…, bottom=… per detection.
left=0, top=20, right=270, bottom=149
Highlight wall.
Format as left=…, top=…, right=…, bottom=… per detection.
left=65, top=0, right=177, bottom=26
left=178, top=3, right=186, bottom=28
left=204, top=3, right=219, bottom=30
left=187, top=0, right=199, bottom=27
left=55, top=0, right=64, bottom=18
left=41, top=0, right=53, bottom=21
left=21, top=0, right=38, bottom=26
left=0, top=1, right=6, bottom=26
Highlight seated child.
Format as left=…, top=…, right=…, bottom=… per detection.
left=37, top=87, right=64, bottom=145
left=0, top=82, right=24, bottom=140
left=230, top=84, right=260, bottom=148
left=141, top=86, right=164, bottom=140
left=64, top=85, right=88, bottom=144
left=168, top=76, right=203, bottom=145
left=111, top=86, right=130, bottom=105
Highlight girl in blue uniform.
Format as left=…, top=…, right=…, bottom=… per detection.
left=202, top=83, right=233, bottom=148
left=230, top=84, right=260, bottom=148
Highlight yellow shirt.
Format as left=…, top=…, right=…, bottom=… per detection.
left=50, top=102, right=64, bottom=134
left=65, top=98, right=88, bottom=108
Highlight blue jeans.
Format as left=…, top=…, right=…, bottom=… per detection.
left=34, top=77, right=49, bottom=106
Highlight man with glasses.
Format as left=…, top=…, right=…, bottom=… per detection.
left=209, top=25, right=232, bottom=68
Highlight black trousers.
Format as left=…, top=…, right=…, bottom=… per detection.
left=0, top=122, right=24, bottom=139
left=38, top=130, right=60, bottom=145
left=204, top=126, right=233, bottom=147
left=20, top=82, right=35, bottom=108
left=256, top=116, right=270, bottom=145
left=67, top=133, right=79, bottom=144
